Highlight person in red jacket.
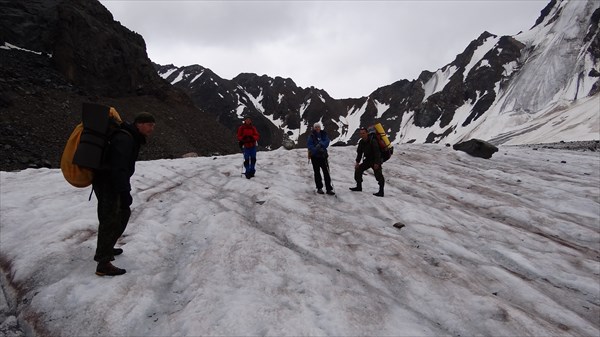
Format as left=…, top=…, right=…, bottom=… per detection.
left=237, top=117, right=260, bottom=178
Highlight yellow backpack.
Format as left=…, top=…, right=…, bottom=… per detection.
left=60, top=103, right=123, bottom=188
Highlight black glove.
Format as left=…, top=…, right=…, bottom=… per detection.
left=315, top=143, right=326, bottom=157
left=120, top=192, right=132, bottom=208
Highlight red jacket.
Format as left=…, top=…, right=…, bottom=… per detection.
left=237, top=123, right=260, bottom=148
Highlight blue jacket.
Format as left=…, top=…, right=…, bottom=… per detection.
left=307, top=130, right=330, bottom=159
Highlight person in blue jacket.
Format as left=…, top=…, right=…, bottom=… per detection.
left=307, top=123, right=335, bottom=195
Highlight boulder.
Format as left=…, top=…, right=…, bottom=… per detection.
left=453, top=139, right=498, bottom=159
left=181, top=152, right=199, bottom=158
left=282, top=138, right=295, bottom=150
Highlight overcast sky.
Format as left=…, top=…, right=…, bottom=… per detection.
left=99, top=0, right=547, bottom=99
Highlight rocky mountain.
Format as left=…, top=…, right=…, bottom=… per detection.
left=159, top=0, right=599, bottom=149
left=155, top=64, right=349, bottom=149
left=0, top=0, right=239, bottom=171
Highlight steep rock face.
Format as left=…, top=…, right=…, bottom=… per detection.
left=462, top=36, right=525, bottom=126
left=0, top=0, right=238, bottom=171
left=0, top=0, right=164, bottom=97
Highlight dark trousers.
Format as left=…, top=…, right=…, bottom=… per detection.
left=311, top=157, right=333, bottom=191
left=243, top=146, right=257, bottom=173
left=93, top=176, right=131, bottom=263
left=355, top=162, right=384, bottom=187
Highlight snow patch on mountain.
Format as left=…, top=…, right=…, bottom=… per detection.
left=464, top=36, right=500, bottom=79
left=374, top=100, right=390, bottom=119
left=158, top=66, right=178, bottom=81
left=421, top=66, right=457, bottom=103
left=190, top=71, right=204, bottom=83
left=336, top=100, right=368, bottom=143
left=171, top=71, right=185, bottom=85
left=244, top=89, right=265, bottom=113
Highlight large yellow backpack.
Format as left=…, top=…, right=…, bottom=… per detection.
left=60, top=103, right=123, bottom=188
left=369, top=122, right=394, bottom=162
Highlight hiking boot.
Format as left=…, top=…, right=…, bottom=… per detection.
left=317, top=189, right=324, bottom=194
left=349, top=186, right=362, bottom=192
left=326, top=190, right=336, bottom=195
left=95, top=262, right=126, bottom=276
left=373, top=184, right=384, bottom=197
left=113, top=248, right=123, bottom=256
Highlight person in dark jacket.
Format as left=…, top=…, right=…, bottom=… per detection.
left=237, top=117, right=260, bottom=179
left=93, top=112, right=156, bottom=276
left=349, top=127, right=385, bottom=197
left=307, top=123, right=335, bottom=195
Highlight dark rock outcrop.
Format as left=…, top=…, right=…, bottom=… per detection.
left=0, top=0, right=239, bottom=171
left=453, top=139, right=499, bottom=159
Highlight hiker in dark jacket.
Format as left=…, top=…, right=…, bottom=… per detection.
left=237, top=117, right=260, bottom=179
left=307, top=123, right=335, bottom=195
left=93, top=112, right=156, bottom=276
left=349, top=127, right=385, bottom=197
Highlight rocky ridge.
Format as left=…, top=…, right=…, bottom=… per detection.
left=0, top=0, right=239, bottom=172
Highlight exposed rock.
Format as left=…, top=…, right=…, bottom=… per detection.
left=0, top=0, right=239, bottom=172
left=282, top=136, right=295, bottom=150
left=453, top=139, right=499, bottom=159
left=393, top=222, right=406, bottom=230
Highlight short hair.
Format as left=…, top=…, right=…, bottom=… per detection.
left=134, top=112, right=155, bottom=124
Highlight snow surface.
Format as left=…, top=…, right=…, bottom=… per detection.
left=504, top=0, right=597, bottom=114
left=1, top=145, right=599, bottom=336
left=468, top=94, right=600, bottom=145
